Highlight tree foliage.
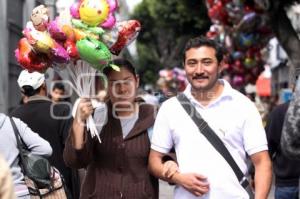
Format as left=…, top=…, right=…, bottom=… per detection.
left=131, top=0, right=211, bottom=85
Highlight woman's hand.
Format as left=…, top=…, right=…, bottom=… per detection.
left=162, top=160, right=179, bottom=179
left=172, top=172, right=210, bottom=197
left=75, top=98, right=94, bottom=123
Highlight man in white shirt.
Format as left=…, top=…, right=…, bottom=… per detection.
left=148, top=36, right=272, bottom=199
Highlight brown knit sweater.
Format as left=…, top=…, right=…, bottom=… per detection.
left=63, top=102, right=158, bottom=199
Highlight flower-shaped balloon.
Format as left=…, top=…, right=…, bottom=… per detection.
left=79, top=0, right=110, bottom=26
left=100, top=0, right=118, bottom=29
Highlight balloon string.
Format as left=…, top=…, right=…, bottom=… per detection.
left=65, top=60, right=101, bottom=142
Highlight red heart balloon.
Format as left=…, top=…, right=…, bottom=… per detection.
left=109, top=20, right=141, bottom=55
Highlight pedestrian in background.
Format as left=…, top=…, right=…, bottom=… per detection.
left=266, top=101, right=300, bottom=199
left=10, top=70, right=80, bottom=199
left=0, top=112, right=52, bottom=198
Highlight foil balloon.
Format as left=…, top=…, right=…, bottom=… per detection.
left=232, top=51, right=244, bottom=60
left=64, top=39, right=79, bottom=59
left=109, top=20, right=141, bottom=55
left=76, top=37, right=112, bottom=70
left=101, top=13, right=116, bottom=29
left=61, top=25, right=76, bottom=41
left=243, top=57, right=257, bottom=69
left=50, top=42, right=70, bottom=64
left=23, top=23, right=55, bottom=54
left=232, top=75, right=244, bottom=87
left=30, top=5, right=50, bottom=31
left=239, top=33, right=255, bottom=48
left=236, top=12, right=261, bottom=33
left=254, top=0, right=270, bottom=11
left=71, top=19, right=105, bottom=36
left=70, top=2, right=81, bottom=19
left=73, top=28, right=99, bottom=41
left=48, top=18, right=67, bottom=41
left=107, top=0, right=118, bottom=12
left=79, top=0, right=110, bottom=26
left=15, top=38, right=50, bottom=72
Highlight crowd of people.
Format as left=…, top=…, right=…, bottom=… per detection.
left=0, top=36, right=299, bottom=199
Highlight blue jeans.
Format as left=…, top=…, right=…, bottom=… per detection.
left=275, top=186, right=299, bottom=199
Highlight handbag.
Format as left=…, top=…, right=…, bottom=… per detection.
left=10, top=118, right=67, bottom=199
left=177, top=94, right=255, bottom=199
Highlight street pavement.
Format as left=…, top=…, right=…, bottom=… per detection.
left=159, top=180, right=275, bottom=199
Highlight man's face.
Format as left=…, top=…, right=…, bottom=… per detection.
left=107, top=67, right=139, bottom=108
left=51, top=88, right=64, bottom=102
left=184, top=46, right=223, bottom=93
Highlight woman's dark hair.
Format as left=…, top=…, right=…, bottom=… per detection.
left=21, top=85, right=41, bottom=97
left=183, top=36, right=224, bottom=63
left=103, top=58, right=137, bottom=77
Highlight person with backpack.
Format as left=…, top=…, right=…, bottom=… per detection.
left=0, top=113, right=52, bottom=198
left=11, top=70, right=80, bottom=198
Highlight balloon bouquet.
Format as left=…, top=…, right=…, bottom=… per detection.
left=15, top=0, right=141, bottom=142
left=205, top=0, right=273, bottom=89
left=158, top=67, right=187, bottom=93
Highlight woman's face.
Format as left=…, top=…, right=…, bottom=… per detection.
left=107, top=67, right=139, bottom=108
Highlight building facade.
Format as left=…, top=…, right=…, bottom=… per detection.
left=0, top=0, right=56, bottom=113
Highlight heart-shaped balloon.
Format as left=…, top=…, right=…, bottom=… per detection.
left=109, top=20, right=141, bottom=55
left=76, top=37, right=112, bottom=70
left=15, top=38, right=50, bottom=72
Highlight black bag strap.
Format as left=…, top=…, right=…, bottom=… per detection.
left=177, top=93, right=250, bottom=188
left=10, top=117, right=27, bottom=173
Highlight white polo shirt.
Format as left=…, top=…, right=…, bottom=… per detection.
left=151, top=80, right=268, bottom=199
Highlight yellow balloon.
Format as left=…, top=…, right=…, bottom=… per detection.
left=79, top=0, right=110, bottom=27
left=30, top=31, right=54, bottom=53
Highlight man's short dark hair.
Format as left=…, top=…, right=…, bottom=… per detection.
left=103, top=58, right=137, bottom=77
left=183, top=36, right=224, bottom=63
left=52, top=82, right=65, bottom=92
left=22, top=86, right=41, bottom=97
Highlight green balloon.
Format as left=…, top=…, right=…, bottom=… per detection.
left=76, top=37, right=111, bottom=70
left=72, top=19, right=105, bottom=35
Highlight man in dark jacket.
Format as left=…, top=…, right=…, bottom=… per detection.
left=265, top=101, right=300, bottom=199
left=10, top=70, right=79, bottom=199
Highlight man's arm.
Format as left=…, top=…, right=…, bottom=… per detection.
left=250, top=150, right=272, bottom=199
left=149, top=149, right=209, bottom=197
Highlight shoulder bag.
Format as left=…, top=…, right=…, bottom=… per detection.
left=10, top=117, right=67, bottom=199
left=177, top=94, right=254, bottom=199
